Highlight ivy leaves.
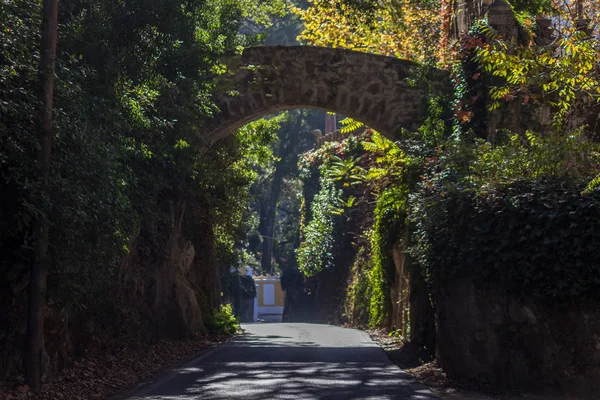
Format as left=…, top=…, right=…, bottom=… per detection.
left=296, top=179, right=342, bottom=276
left=410, top=178, right=600, bottom=302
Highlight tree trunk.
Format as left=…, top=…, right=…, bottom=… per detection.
left=260, top=162, right=286, bottom=274
left=453, top=0, right=484, bottom=38
left=25, top=0, right=59, bottom=389
left=258, top=113, right=303, bottom=274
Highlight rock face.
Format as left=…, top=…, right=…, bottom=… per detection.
left=202, top=46, right=449, bottom=144
left=487, top=0, right=519, bottom=39
left=118, top=199, right=212, bottom=338
left=389, top=237, right=435, bottom=351
left=436, top=278, right=600, bottom=397
left=453, top=0, right=517, bottom=39
left=0, top=199, right=216, bottom=382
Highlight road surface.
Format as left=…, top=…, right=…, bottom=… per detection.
left=126, top=323, right=438, bottom=400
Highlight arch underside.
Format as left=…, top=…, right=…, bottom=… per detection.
left=201, top=46, right=448, bottom=144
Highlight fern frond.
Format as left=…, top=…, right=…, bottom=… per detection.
left=340, top=117, right=365, bottom=134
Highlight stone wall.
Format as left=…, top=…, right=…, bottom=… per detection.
left=203, top=46, right=449, bottom=144
left=436, top=278, right=600, bottom=398
left=389, top=240, right=410, bottom=332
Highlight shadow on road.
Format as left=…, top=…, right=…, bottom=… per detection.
left=130, top=327, right=437, bottom=400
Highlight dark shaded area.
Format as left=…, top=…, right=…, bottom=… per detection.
left=281, top=268, right=318, bottom=323
left=385, top=343, right=435, bottom=370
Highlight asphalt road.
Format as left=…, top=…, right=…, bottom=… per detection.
left=126, top=323, right=438, bottom=400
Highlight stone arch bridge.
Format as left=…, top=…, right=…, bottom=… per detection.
left=201, top=46, right=449, bottom=143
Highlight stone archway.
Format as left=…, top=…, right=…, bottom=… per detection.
left=201, top=46, right=449, bottom=143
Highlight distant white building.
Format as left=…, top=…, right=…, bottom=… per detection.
left=254, top=275, right=284, bottom=322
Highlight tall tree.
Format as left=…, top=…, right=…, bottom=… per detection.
left=26, top=0, right=59, bottom=390
left=259, top=118, right=301, bottom=273
left=256, top=111, right=320, bottom=274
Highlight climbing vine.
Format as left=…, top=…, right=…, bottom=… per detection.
left=296, top=179, right=342, bottom=276
left=296, top=129, right=414, bottom=327
left=368, top=186, right=408, bottom=327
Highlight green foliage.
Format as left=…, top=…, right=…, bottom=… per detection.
left=296, top=179, right=342, bottom=276
left=410, top=177, right=600, bottom=302
left=241, top=0, right=288, bottom=27
left=509, top=0, right=554, bottom=15
left=367, top=254, right=387, bottom=327
left=298, top=134, right=365, bottom=177
left=410, top=125, right=600, bottom=302
left=339, top=117, right=365, bottom=134
left=297, top=129, right=413, bottom=327
left=207, top=118, right=281, bottom=266
left=235, top=109, right=320, bottom=276
left=293, top=0, right=442, bottom=63
left=368, top=186, right=408, bottom=327
left=324, top=156, right=366, bottom=189
left=296, top=133, right=369, bottom=277
left=584, top=171, right=600, bottom=195
left=362, top=131, right=408, bottom=183
left=207, top=304, right=240, bottom=335
left=1, top=0, right=44, bottom=272
left=343, top=245, right=373, bottom=325
left=291, top=0, right=600, bottom=334
left=467, top=130, right=600, bottom=188
left=430, top=129, right=600, bottom=193
left=474, top=23, right=600, bottom=126
left=0, top=0, right=286, bottom=317
left=3, top=0, right=599, bottom=350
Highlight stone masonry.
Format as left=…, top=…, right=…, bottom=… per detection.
left=200, top=46, right=449, bottom=144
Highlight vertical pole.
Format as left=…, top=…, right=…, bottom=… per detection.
left=253, top=285, right=259, bottom=322
left=25, top=0, right=59, bottom=390
left=325, top=113, right=336, bottom=134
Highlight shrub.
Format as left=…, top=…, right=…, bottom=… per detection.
left=207, top=304, right=240, bottom=335
left=410, top=177, right=600, bottom=303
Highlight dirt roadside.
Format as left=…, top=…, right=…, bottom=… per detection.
left=367, top=328, right=585, bottom=400
left=0, top=335, right=230, bottom=400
